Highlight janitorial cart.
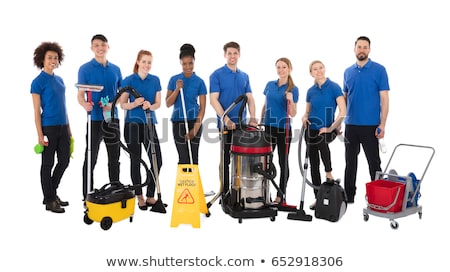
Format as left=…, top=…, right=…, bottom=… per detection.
left=363, top=143, right=435, bottom=229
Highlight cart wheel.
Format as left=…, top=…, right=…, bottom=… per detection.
left=390, top=220, right=399, bottom=229
left=206, top=211, right=211, bottom=217
left=238, top=218, right=243, bottom=224
left=363, top=213, right=369, bottom=222
left=84, top=214, right=93, bottom=225
left=418, top=211, right=422, bottom=219
left=100, top=217, right=113, bottom=230
left=270, top=216, right=276, bottom=222
left=129, top=216, right=133, bottom=223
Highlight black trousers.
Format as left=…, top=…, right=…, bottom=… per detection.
left=82, top=119, right=121, bottom=199
left=305, top=128, right=336, bottom=198
left=344, top=125, right=381, bottom=202
left=41, top=125, right=71, bottom=204
left=172, top=121, right=202, bottom=165
left=124, top=122, right=162, bottom=197
left=265, top=125, right=292, bottom=199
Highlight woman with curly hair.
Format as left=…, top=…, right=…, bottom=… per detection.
left=31, top=41, right=71, bottom=213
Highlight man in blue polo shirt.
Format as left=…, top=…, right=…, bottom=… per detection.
left=343, top=36, right=390, bottom=203
left=77, top=34, right=123, bottom=200
left=209, top=41, right=258, bottom=194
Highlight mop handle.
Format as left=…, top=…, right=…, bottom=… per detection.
left=87, top=91, right=92, bottom=104
left=179, top=87, right=193, bottom=165
left=285, top=99, right=290, bottom=153
left=85, top=90, right=93, bottom=194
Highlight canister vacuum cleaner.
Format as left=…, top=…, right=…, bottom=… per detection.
left=208, top=95, right=278, bottom=223
left=82, top=86, right=165, bottom=230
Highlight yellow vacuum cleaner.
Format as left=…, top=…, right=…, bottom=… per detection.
left=82, top=86, right=155, bottom=230
left=84, top=182, right=136, bottom=230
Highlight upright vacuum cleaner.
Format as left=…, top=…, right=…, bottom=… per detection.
left=208, top=95, right=278, bottom=223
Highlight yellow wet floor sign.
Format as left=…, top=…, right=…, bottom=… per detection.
left=170, top=164, right=208, bottom=228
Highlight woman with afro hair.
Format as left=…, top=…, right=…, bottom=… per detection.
left=31, top=41, right=72, bottom=213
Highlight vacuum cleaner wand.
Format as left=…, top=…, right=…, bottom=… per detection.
left=207, top=94, right=247, bottom=209
left=287, top=125, right=313, bottom=221
left=145, top=109, right=167, bottom=214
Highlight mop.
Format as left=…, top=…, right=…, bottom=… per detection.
left=171, top=88, right=210, bottom=220
left=287, top=125, right=313, bottom=221
left=179, top=87, right=194, bottom=166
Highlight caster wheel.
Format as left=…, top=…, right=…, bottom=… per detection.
left=130, top=216, right=133, bottom=223
left=390, top=220, right=399, bottom=229
left=238, top=218, right=243, bottom=224
left=206, top=211, right=211, bottom=217
left=100, top=217, right=113, bottom=230
left=84, top=214, right=93, bottom=225
left=363, top=213, right=369, bottom=221
left=270, top=216, right=276, bottom=222
left=418, top=211, right=422, bottom=219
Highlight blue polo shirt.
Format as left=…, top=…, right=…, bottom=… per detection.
left=343, top=59, right=390, bottom=126
left=262, top=80, right=299, bottom=129
left=306, top=78, right=343, bottom=130
left=121, top=73, right=161, bottom=124
left=167, top=72, right=207, bottom=122
left=209, top=64, right=252, bottom=128
left=77, top=58, right=122, bottom=121
left=31, top=71, right=68, bottom=126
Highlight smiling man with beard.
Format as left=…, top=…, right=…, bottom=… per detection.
left=342, top=36, right=390, bottom=204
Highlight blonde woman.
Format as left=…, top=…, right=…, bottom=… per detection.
left=260, top=57, right=299, bottom=205
left=302, top=60, right=346, bottom=210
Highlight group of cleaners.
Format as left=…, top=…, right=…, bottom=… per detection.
left=31, top=34, right=389, bottom=215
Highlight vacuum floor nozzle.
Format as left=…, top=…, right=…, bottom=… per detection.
left=287, top=209, right=313, bottom=221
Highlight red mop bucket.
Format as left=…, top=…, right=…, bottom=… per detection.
left=366, top=180, right=405, bottom=213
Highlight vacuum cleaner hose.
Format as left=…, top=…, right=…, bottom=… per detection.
left=252, top=160, right=277, bottom=180
left=109, top=86, right=152, bottom=190
left=298, top=125, right=320, bottom=190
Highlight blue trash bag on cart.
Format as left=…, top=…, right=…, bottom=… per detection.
left=386, top=170, right=421, bottom=207
left=389, top=171, right=421, bottom=207
left=407, top=172, right=420, bottom=207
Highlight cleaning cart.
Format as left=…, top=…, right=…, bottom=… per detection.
left=363, top=143, right=435, bottom=229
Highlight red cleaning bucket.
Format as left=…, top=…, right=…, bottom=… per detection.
left=366, top=180, right=405, bottom=213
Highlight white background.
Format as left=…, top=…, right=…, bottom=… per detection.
left=1, top=0, right=447, bottom=271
